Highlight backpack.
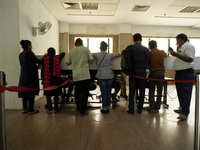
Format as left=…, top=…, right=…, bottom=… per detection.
left=121, top=45, right=134, bottom=75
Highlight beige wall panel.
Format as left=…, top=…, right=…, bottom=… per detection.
left=59, top=32, right=69, bottom=54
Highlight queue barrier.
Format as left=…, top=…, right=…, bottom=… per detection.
left=0, top=74, right=198, bottom=150
left=0, top=78, right=71, bottom=94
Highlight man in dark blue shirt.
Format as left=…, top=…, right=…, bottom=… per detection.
left=126, top=33, right=150, bottom=114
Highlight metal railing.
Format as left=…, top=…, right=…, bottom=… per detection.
left=0, top=71, right=6, bottom=150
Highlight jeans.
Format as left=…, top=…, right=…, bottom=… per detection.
left=129, top=70, right=147, bottom=111
left=98, top=79, right=113, bottom=110
left=148, top=70, right=165, bottom=110
left=74, top=79, right=90, bottom=114
left=175, top=69, right=194, bottom=117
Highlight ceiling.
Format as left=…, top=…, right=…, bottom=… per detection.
left=40, top=0, right=200, bottom=27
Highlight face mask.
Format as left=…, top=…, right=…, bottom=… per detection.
left=176, top=43, right=179, bottom=47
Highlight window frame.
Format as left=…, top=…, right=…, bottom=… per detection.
left=69, top=34, right=119, bottom=53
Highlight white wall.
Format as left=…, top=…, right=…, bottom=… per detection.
left=68, top=24, right=120, bottom=35
left=0, top=0, right=21, bottom=109
left=62, top=23, right=200, bottom=38
left=0, top=0, right=59, bottom=109
left=132, top=25, right=200, bottom=38
left=19, top=0, right=59, bottom=55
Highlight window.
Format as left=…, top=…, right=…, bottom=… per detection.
left=150, top=38, right=168, bottom=53
left=189, top=39, right=200, bottom=57
left=142, top=38, right=149, bottom=48
left=169, top=38, right=177, bottom=53
left=75, top=37, right=113, bottom=53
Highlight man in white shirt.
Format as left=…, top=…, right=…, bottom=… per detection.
left=169, top=33, right=195, bottom=121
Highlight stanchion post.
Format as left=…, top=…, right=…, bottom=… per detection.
left=0, top=71, right=6, bottom=150
left=194, top=73, right=200, bottom=150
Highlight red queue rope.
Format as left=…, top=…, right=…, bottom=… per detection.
left=131, top=75, right=195, bottom=83
left=0, top=78, right=72, bottom=94
left=0, top=75, right=195, bottom=94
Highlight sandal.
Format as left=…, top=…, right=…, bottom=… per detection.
left=28, top=110, right=39, bottom=115
left=54, top=109, right=61, bottom=113
left=174, top=109, right=181, bottom=114
left=177, top=114, right=187, bottom=121
left=21, top=108, right=28, bottom=114
left=47, top=110, right=52, bottom=114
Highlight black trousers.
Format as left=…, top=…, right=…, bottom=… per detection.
left=74, top=79, right=90, bottom=114
left=22, top=96, right=35, bottom=112
left=46, top=95, right=59, bottom=111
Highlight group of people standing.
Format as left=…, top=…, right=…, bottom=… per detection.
left=66, top=39, right=120, bottom=115
left=19, top=40, right=65, bottom=114
left=18, top=32, right=195, bottom=121
left=124, top=33, right=195, bottom=122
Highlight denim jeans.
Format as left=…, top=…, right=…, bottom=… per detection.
left=98, top=79, right=113, bottom=110
left=129, top=70, right=147, bottom=111
left=175, top=68, right=194, bottom=116
left=148, top=70, right=165, bottom=110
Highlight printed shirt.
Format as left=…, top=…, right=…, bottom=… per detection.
left=148, top=49, right=167, bottom=72
left=66, top=46, right=93, bottom=82
left=174, top=42, right=195, bottom=71
left=93, top=52, right=115, bottom=79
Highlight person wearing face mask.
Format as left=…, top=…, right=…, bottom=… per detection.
left=169, top=33, right=195, bottom=121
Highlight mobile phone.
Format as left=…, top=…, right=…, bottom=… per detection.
left=168, top=47, right=173, bottom=52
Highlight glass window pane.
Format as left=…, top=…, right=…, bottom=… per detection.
left=150, top=38, right=168, bottom=53
left=75, top=37, right=88, bottom=47
left=89, top=38, right=108, bottom=53
left=169, top=38, right=177, bottom=53
left=75, top=37, right=113, bottom=53
left=142, top=38, right=149, bottom=48
left=108, top=38, right=113, bottom=53
left=190, top=39, right=200, bottom=57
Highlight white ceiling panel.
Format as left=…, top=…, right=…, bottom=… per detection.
left=80, top=0, right=100, bottom=3
left=99, top=11, right=115, bottom=16
left=99, top=0, right=120, bottom=3
left=171, top=0, right=197, bottom=6
left=60, top=0, right=80, bottom=2
left=98, top=4, right=118, bottom=11
left=40, top=0, right=200, bottom=27
left=158, top=5, right=185, bottom=16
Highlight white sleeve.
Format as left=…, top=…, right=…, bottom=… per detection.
left=185, top=45, right=195, bottom=59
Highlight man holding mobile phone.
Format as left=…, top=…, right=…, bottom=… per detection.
left=169, top=33, right=195, bottom=121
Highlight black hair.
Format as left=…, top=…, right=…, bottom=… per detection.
left=75, top=38, right=83, bottom=45
left=100, top=41, right=108, bottom=51
left=149, top=40, right=157, bottom=49
left=20, top=40, right=31, bottom=50
left=176, top=33, right=188, bottom=42
left=133, top=33, right=142, bottom=42
left=47, top=47, right=55, bottom=56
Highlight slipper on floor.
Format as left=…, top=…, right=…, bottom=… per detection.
left=21, top=109, right=28, bottom=114
left=177, top=114, right=187, bottom=121
left=28, top=110, right=39, bottom=115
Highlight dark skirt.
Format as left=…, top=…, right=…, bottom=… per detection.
left=44, top=76, right=62, bottom=96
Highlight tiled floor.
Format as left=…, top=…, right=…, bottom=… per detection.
left=5, top=85, right=196, bottom=150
